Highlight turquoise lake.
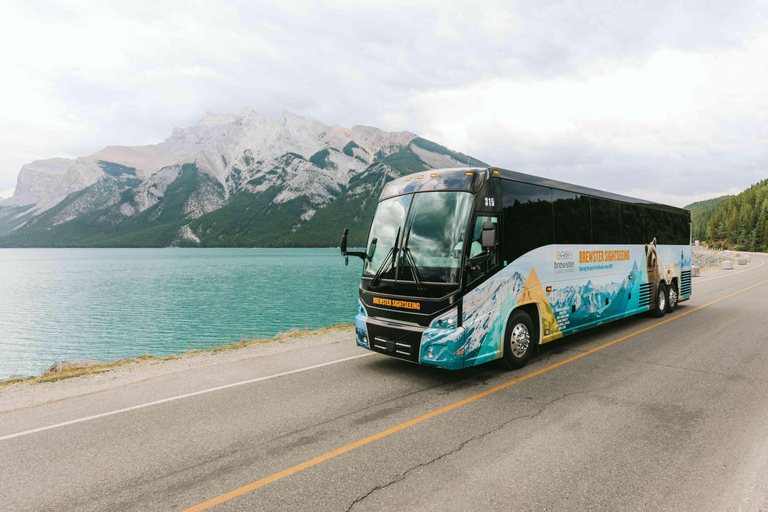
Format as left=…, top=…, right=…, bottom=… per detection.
left=0, top=248, right=363, bottom=379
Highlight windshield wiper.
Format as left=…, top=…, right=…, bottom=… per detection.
left=401, top=225, right=424, bottom=292
left=369, top=227, right=400, bottom=289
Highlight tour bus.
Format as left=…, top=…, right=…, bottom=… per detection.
left=340, top=167, right=691, bottom=370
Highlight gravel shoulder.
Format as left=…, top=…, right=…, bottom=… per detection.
left=0, top=325, right=354, bottom=414
left=692, top=246, right=739, bottom=270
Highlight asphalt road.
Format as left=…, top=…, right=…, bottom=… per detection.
left=2, top=254, right=768, bottom=512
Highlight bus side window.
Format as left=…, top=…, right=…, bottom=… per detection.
left=553, top=190, right=591, bottom=244
left=621, top=204, right=645, bottom=244
left=644, top=208, right=666, bottom=244
left=675, top=212, right=691, bottom=245
left=501, top=181, right=553, bottom=262
left=591, top=197, right=621, bottom=244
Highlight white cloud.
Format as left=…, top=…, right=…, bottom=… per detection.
left=0, top=0, right=767, bottom=206
left=407, top=36, right=768, bottom=204
left=409, top=44, right=765, bottom=155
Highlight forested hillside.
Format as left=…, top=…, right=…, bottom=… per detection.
left=688, top=179, right=768, bottom=250
left=685, top=195, right=732, bottom=212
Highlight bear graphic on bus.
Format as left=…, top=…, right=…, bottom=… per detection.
left=646, top=237, right=679, bottom=310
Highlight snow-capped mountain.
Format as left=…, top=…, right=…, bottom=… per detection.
left=0, top=110, right=485, bottom=247
left=548, top=280, right=624, bottom=315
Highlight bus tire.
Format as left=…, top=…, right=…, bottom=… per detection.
left=666, top=281, right=678, bottom=313
left=652, top=282, right=667, bottom=318
left=502, top=310, right=536, bottom=370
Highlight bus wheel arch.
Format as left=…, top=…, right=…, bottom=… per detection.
left=501, top=304, right=540, bottom=370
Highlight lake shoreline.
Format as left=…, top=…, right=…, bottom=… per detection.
left=0, top=324, right=355, bottom=413
left=0, top=248, right=361, bottom=379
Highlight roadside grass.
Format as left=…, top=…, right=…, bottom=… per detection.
left=36, top=370, right=108, bottom=384
left=0, top=323, right=354, bottom=388
left=208, top=323, right=353, bottom=354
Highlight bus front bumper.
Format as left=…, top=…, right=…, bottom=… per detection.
left=355, top=314, right=466, bottom=370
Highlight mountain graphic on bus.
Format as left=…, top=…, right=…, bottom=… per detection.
left=515, top=267, right=562, bottom=341
left=461, top=270, right=527, bottom=362
left=548, top=260, right=642, bottom=333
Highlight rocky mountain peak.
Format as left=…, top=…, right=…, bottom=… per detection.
left=0, top=109, right=486, bottom=248
left=351, top=124, right=417, bottom=150
left=4, top=158, right=102, bottom=210
left=197, top=111, right=237, bottom=126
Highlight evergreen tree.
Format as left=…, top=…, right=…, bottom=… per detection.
left=688, top=178, right=768, bottom=250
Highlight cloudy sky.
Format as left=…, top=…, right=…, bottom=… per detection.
left=2, top=0, right=767, bottom=206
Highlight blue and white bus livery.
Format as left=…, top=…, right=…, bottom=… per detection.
left=340, top=167, right=691, bottom=370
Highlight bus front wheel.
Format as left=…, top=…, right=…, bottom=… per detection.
left=652, top=283, right=667, bottom=318
left=666, top=281, right=678, bottom=313
left=502, top=310, right=536, bottom=370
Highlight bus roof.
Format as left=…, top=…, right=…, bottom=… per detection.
left=380, top=167, right=689, bottom=215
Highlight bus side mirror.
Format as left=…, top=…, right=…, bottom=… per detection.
left=340, top=228, right=367, bottom=266
left=341, top=228, right=349, bottom=266
left=341, top=228, right=349, bottom=254
left=481, top=221, right=496, bottom=249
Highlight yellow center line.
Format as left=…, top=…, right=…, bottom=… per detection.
left=182, top=278, right=768, bottom=512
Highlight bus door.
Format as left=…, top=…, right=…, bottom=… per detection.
left=465, top=176, right=501, bottom=287
left=465, top=215, right=499, bottom=285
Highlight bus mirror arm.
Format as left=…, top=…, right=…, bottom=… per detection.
left=467, top=250, right=492, bottom=267
left=340, top=228, right=367, bottom=266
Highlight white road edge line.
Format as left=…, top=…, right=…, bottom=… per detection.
left=695, top=256, right=765, bottom=284
left=0, top=352, right=375, bottom=442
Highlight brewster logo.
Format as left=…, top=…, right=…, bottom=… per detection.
left=372, top=296, right=421, bottom=310
left=554, top=250, right=575, bottom=273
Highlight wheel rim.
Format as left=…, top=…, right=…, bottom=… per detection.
left=669, top=287, right=678, bottom=308
left=510, top=323, right=531, bottom=357
left=658, top=288, right=666, bottom=311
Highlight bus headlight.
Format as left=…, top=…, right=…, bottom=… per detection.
left=430, top=308, right=458, bottom=329
left=358, top=299, right=367, bottom=317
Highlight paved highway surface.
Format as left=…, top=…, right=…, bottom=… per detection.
left=2, top=254, right=768, bottom=511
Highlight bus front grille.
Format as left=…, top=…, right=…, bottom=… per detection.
left=680, top=270, right=692, bottom=296
left=366, top=320, right=423, bottom=363
left=639, top=283, right=653, bottom=308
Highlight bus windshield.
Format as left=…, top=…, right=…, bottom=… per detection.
left=364, top=191, right=474, bottom=285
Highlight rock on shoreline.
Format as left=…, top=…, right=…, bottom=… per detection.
left=45, top=360, right=101, bottom=374
left=274, top=328, right=302, bottom=339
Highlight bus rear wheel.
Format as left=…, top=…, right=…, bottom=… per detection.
left=652, top=282, right=667, bottom=318
left=502, top=310, right=536, bottom=370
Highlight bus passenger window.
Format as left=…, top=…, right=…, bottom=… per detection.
left=501, top=181, right=553, bottom=262
left=553, top=190, right=591, bottom=244
left=673, top=212, right=691, bottom=245
left=644, top=208, right=666, bottom=244
left=621, top=204, right=644, bottom=244
left=591, top=197, right=621, bottom=244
